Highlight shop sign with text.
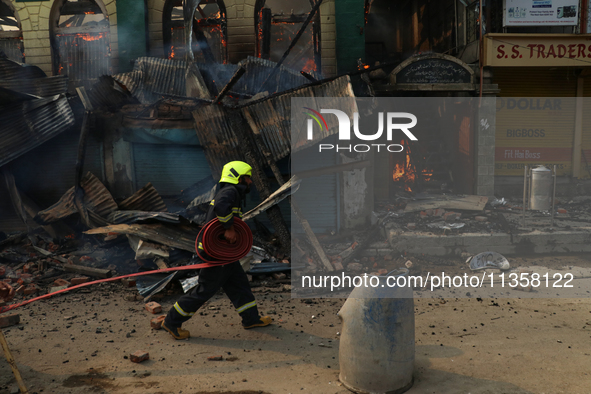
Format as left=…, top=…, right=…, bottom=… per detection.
left=504, top=0, right=579, bottom=26
left=484, top=34, right=591, bottom=67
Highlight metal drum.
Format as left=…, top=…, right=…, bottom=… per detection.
left=530, top=165, right=553, bottom=211
left=338, top=270, right=414, bottom=394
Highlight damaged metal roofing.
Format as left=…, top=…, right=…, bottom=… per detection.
left=113, top=58, right=201, bottom=105
left=0, top=76, right=68, bottom=97
left=0, top=92, right=75, bottom=168
left=106, top=211, right=181, bottom=225
left=111, top=56, right=319, bottom=106
left=231, top=56, right=319, bottom=95
left=35, top=172, right=118, bottom=225
left=118, top=183, right=168, bottom=212
left=192, top=76, right=356, bottom=177
left=85, top=75, right=139, bottom=111
left=85, top=223, right=200, bottom=253
left=0, top=56, right=68, bottom=97
left=0, top=56, right=46, bottom=80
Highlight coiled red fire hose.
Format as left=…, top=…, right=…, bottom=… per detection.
left=0, top=218, right=253, bottom=314
left=195, top=217, right=253, bottom=264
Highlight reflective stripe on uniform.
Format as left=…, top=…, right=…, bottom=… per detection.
left=217, top=213, right=233, bottom=223
left=236, top=300, right=256, bottom=313
left=198, top=242, right=203, bottom=250
left=209, top=199, right=215, bottom=205
left=174, top=302, right=195, bottom=317
left=232, top=208, right=243, bottom=218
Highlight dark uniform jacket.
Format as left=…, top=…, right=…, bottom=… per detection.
left=205, top=182, right=247, bottom=229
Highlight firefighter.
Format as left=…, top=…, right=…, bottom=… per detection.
left=161, top=161, right=272, bottom=340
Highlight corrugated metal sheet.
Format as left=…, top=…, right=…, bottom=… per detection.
left=56, top=33, right=111, bottom=93
left=0, top=39, right=24, bottom=64
left=0, top=94, right=75, bottom=168
left=0, top=56, right=46, bottom=80
left=232, top=56, right=318, bottom=94
left=0, top=76, right=68, bottom=97
left=86, top=75, right=138, bottom=111
left=119, top=183, right=168, bottom=212
left=132, top=143, right=212, bottom=196
left=35, top=172, right=118, bottom=224
left=85, top=223, right=200, bottom=253
left=135, top=57, right=188, bottom=99
left=193, top=76, right=356, bottom=178
left=195, top=56, right=317, bottom=97
left=113, top=58, right=193, bottom=104
left=112, top=70, right=143, bottom=97
left=111, top=56, right=317, bottom=105
left=107, top=211, right=181, bottom=225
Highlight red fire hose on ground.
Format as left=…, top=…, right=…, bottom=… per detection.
left=0, top=219, right=253, bottom=314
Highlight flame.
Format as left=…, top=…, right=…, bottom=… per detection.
left=392, top=140, right=435, bottom=192
left=358, top=62, right=370, bottom=70
left=84, top=11, right=94, bottom=14
left=169, top=45, right=176, bottom=59
left=392, top=140, right=416, bottom=192
left=392, top=147, right=414, bottom=192
left=80, top=33, right=104, bottom=42
left=302, top=58, right=316, bottom=72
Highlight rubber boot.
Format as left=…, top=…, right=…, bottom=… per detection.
left=162, top=321, right=190, bottom=340
left=243, top=315, right=272, bottom=329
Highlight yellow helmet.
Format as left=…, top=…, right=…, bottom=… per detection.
left=220, top=161, right=252, bottom=184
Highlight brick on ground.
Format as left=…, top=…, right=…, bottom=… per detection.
left=70, top=277, right=89, bottom=286
left=130, top=350, right=149, bottom=363
left=53, top=278, right=70, bottom=287
left=0, top=313, right=20, bottom=328
left=434, top=208, right=446, bottom=217
left=145, top=302, right=162, bottom=314
left=150, top=315, right=165, bottom=329
left=24, top=284, right=39, bottom=295
left=121, top=278, right=136, bottom=287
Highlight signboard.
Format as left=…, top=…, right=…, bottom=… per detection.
left=494, top=97, right=575, bottom=176
left=504, top=0, right=579, bottom=26
left=390, top=53, right=474, bottom=87
left=395, top=59, right=472, bottom=84
left=483, top=34, right=591, bottom=67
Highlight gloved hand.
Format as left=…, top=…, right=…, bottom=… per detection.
left=224, top=226, right=237, bottom=244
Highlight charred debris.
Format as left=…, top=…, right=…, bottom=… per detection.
left=0, top=45, right=373, bottom=302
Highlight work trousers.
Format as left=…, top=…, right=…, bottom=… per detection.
left=165, top=260, right=259, bottom=327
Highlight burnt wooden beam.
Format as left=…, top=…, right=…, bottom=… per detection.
left=33, top=246, right=112, bottom=278
left=213, top=66, right=246, bottom=104
left=75, top=87, right=93, bottom=228
left=291, top=202, right=334, bottom=272
left=300, top=71, right=317, bottom=82
left=261, top=7, right=272, bottom=60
